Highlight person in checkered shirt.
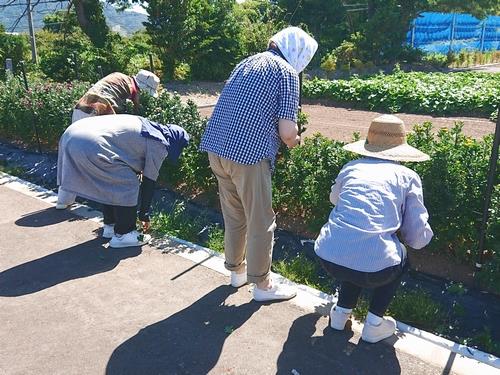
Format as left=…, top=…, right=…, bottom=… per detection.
left=200, top=27, right=318, bottom=302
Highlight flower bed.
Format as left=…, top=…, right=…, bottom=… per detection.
left=0, top=78, right=89, bottom=148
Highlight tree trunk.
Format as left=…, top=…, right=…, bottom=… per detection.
left=162, top=56, right=176, bottom=81
left=72, top=0, right=109, bottom=48
left=73, top=0, right=89, bottom=30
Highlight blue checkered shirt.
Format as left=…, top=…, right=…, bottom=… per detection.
left=200, top=50, right=299, bottom=168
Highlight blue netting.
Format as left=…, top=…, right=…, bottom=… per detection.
left=406, top=12, right=500, bottom=54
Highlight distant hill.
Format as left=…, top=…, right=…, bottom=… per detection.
left=0, top=1, right=147, bottom=35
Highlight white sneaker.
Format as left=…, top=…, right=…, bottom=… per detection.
left=253, top=283, right=297, bottom=302
left=56, top=187, right=76, bottom=209
left=102, top=224, right=115, bottom=239
left=361, top=317, right=397, bottom=343
left=109, top=230, right=151, bottom=248
left=330, top=305, right=351, bottom=330
left=230, top=271, right=247, bottom=288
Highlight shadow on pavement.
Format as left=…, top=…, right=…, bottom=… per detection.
left=15, top=207, right=83, bottom=227
left=277, top=313, right=402, bottom=375
left=0, top=238, right=141, bottom=297
left=106, top=285, right=260, bottom=375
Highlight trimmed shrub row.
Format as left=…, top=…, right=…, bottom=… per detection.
left=0, top=76, right=498, bottom=292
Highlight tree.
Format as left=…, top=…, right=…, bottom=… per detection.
left=189, top=0, right=242, bottom=80
left=234, top=0, right=285, bottom=57
left=426, top=0, right=500, bottom=18
left=73, top=0, right=110, bottom=48
left=42, top=9, right=79, bottom=34
left=146, top=0, right=246, bottom=80
left=360, top=0, right=426, bottom=63
left=145, top=0, right=196, bottom=79
left=277, top=0, right=499, bottom=65
left=359, top=0, right=500, bottom=62
left=276, top=0, right=350, bottom=57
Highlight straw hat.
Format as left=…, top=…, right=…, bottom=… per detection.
left=343, top=115, right=430, bottom=162
left=134, top=70, right=160, bottom=97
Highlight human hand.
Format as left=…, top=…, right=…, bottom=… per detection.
left=287, top=135, right=301, bottom=149
left=141, top=220, right=151, bottom=233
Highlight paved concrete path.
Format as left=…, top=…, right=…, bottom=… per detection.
left=0, top=183, right=488, bottom=375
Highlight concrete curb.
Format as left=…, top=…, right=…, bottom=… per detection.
left=1, top=171, right=499, bottom=374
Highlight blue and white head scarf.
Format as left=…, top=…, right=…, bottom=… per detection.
left=270, top=26, right=318, bottom=74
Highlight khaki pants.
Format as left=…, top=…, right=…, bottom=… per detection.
left=208, top=153, right=276, bottom=284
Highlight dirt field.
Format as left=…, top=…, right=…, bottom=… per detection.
left=167, top=81, right=497, bottom=141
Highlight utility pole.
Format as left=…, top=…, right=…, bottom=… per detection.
left=26, top=0, right=38, bottom=64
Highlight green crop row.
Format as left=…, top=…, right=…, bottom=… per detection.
left=303, top=69, right=500, bottom=120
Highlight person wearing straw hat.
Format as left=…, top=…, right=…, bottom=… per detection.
left=200, top=26, right=318, bottom=302
left=71, top=70, right=160, bottom=123
left=57, top=70, right=161, bottom=210
left=315, top=114, right=433, bottom=343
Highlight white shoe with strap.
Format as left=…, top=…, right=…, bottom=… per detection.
left=361, top=316, right=397, bottom=343
left=230, top=271, right=248, bottom=288
left=330, top=305, right=351, bottom=330
left=109, top=230, right=151, bottom=248
left=253, top=283, right=297, bottom=302
left=102, top=224, right=115, bottom=239
left=56, top=187, right=76, bottom=210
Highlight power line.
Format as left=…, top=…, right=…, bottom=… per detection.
left=0, top=0, right=20, bottom=8
left=1, top=0, right=68, bottom=32
left=287, top=0, right=303, bottom=24
left=8, top=3, right=29, bottom=31
left=341, top=1, right=368, bottom=12
left=0, top=0, right=66, bottom=8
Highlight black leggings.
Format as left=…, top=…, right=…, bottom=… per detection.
left=102, top=205, right=137, bottom=235
left=319, top=257, right=409, bottom=317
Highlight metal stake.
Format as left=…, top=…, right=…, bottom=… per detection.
left=149, top=53, right=154, bottom=73
left=19, top=61, right=42, bottom=153
left=73, top=52, right=80, bottom=80
left=475, top=105, right=500, bottom=271
left=298, top=72, right=303, bottom=137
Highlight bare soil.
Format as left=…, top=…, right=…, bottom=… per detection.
left=167, top=81, right=496, bottom=141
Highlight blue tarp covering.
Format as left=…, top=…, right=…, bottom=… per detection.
left=406, top=12, right=500, bottom=54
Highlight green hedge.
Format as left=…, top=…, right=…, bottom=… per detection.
left=303, top=70, right=500, bottom=119
left=0, top=78, right=89, bottom=148
left=133, top=92, right=216, bottom=194
left=0, top=77, right=498, bottom=291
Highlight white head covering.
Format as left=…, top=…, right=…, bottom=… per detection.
left=134, top=69, right=160, bottom=98
left=270, top=26, right=318, bottom=73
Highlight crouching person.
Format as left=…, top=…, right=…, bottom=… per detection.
left=57, top=70, right=161, bottom=209
left=315, top=115, right=433, bottom=343
left=57, top=114, right=189, bottom=248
